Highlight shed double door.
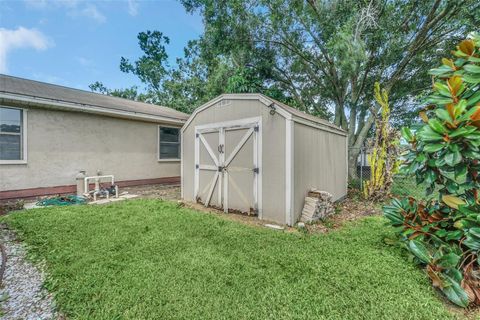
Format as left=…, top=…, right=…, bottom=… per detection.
left=194, top=118, right=261, bottom=216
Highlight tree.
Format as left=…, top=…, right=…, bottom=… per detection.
left=120, top=31, right=170, bottom=92
left=384, top=33, right=480, bottom=308
left=180, top=0, right=478, bottom=178
left=88, top=81, right=150, bottom=101
left=112, top=31, right=304, bottom=114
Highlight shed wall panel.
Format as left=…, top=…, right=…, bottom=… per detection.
left=293, top=122, right=347, bottom=221
left=182, top=99, right=286, bottom=223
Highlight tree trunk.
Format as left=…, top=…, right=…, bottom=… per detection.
left=348, top=146, right=360, bottom=180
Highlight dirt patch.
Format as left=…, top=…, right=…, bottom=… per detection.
left=0, top=201, right=24, bottom=216
left=182, top=202, right=296, bottom=231
left=119, top=184, right=181, bottom=201
left=303, top=190, right=381, bottom=234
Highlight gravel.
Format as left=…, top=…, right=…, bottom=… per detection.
left=0, top=225, right=57, bottom=320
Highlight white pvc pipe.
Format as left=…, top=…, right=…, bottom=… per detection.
left=84, top=175, right=115, bottom=196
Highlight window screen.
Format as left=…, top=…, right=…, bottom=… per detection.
left=0, top=107, right=23, bottom=160
left=159, top=127, right=180, bottom=159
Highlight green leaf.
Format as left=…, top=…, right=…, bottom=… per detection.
left=468, top=227, right=480, bottom=238
left=428, top=119, right=446, bottom=134
left=445, top=230, right=463, bottom=241
left=416, top=153, right=426, bottom=163
left=463, top=150, right=480, bottom=159
left=436, top=108, right=453, bottom=122
left=466, top=90, right=480, bottom=107
left=454, top=164, right=467, bottom=181
left=408, top=240, right=431, bottom=264
left=436, top=253, right=460, bottom=269
left=433, top=82, right=452, bottom=97
left=459, top=106, right=480, bottom=122
left=449, top=127, right=471, bottom=138
left=444, top=151, right=462, bottom=166
left=418, top=126, right=444, bottom=142
left=401, top=127, right=413, bottom=142
left=446, top=268, right=463, bottom=284
left=426, top=95, right=454, bottom=105
left=424, top=143, right=444, bottom=153
left=463, top=73, right=480, bottom=84
left=463, top=236, right=480, bottom=250
left=424, top=170, right=437, bottom=185
left=454, top=100, right=467, bottom=118
left=441, top=275, right=469, bottom=308
left=429, top=65, right=454, bottom=77
left=468, top=56, right=480, bottom=63
left=464, top=64, right=480, bottom=74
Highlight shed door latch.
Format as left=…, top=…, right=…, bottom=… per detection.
left=218, top=144, right=224, bottom=154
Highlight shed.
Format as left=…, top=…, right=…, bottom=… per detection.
left=181, top=94, right=347, bottom=225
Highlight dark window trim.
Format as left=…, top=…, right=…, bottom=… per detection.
left=158, top=126, right=181, bottom=161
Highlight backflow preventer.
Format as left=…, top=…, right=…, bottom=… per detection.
left=76, top=171, right=119, bottom=201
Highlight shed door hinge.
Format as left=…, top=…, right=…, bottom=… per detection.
left=195, top=164, right=199, bottom=169
left=254, top=126, right=259, bottom=132
left=253, top=167, right=259, bottom=174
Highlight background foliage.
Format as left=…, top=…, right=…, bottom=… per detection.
left=91, top=0, right=478, bottom=178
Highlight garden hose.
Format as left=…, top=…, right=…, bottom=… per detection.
left=36, top=195, right=87, bottom=207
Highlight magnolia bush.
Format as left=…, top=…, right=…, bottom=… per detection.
left=384, top=33, right=480, bottom=308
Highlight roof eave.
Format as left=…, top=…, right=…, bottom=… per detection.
left=0, top=92, right=186, bottom=125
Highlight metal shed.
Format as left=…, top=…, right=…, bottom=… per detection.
left=181, top=94, right=347, bottom=225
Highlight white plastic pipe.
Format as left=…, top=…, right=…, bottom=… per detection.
left=84, top=175, right=115, bottom=197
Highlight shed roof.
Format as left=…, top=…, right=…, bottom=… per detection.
left=182, top=93, right=346, bottom=135
left=0, top=74, right=188, bottom=124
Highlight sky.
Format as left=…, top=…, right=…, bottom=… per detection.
left=0, top=0, right=203, bottom=91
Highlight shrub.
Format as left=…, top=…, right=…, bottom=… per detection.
left=383, top=33, right=480, bottom=308
left=363, top=82, right=400, bottom=200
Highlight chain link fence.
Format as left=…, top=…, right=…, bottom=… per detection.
left=349, top=146, right=370, bottom=190
left=350, top=146, right=428, bottom=199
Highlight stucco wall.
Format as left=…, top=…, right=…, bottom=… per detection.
left=182, top=98, right=287, bottom=224
left=293, top=122, right=348, bottom=222
left=0, top=106, right=181, bottom=191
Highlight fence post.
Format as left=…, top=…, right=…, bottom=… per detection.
left=359, top=146, right=364, bottom=192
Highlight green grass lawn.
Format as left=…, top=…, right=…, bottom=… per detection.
left=3, top=200, right=459, bottom=319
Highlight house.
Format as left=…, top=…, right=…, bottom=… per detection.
left=181, top=94, right=348, bottom=225
left=0, top=74, right=188, bottom=200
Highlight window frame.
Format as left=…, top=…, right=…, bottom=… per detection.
left=157, top=125, right=181, bottom=162
left=0, top=106, right=27, bottom=165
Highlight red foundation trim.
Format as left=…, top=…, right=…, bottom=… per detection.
left=0, top=176, right=180, bottom=201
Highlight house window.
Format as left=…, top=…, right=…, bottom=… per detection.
left=159, top=126, right=180, bottom=160
left=0, top=107, right=26, bottom=162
